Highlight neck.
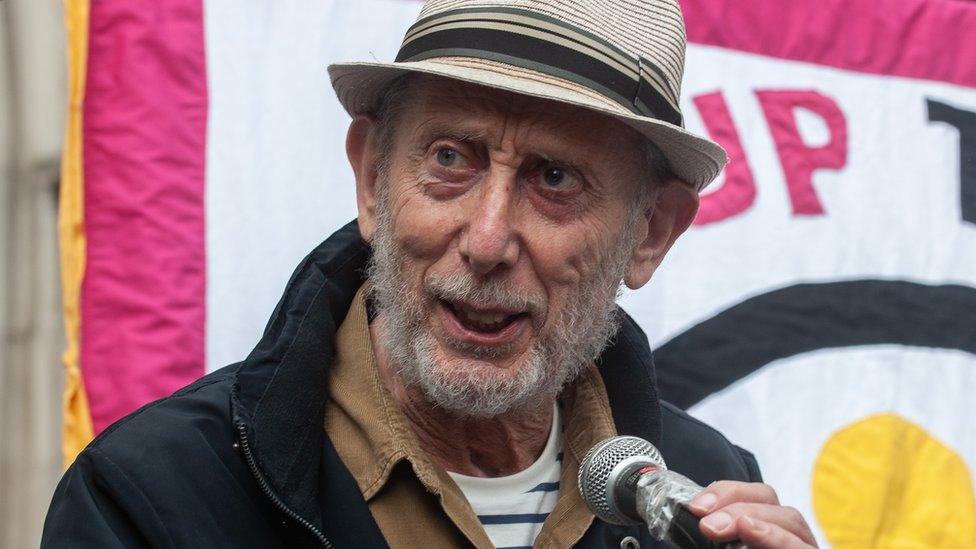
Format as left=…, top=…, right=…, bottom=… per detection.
left=369, top=315, right=554, bottom=477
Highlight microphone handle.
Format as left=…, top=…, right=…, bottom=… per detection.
left=666, top=503, right=743, bottom=549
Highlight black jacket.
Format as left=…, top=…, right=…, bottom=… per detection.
left=43, top=221, right=761, bottom=548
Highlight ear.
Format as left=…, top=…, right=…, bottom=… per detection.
left=623, top=180, right=700, bottom=289
left=346, top=114, right=380, bottom=242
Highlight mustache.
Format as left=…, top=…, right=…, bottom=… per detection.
left=423, top=271, right=547, bottom=320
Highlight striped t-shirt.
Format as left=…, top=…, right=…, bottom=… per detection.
left=449, top=405, right=563, bottom=549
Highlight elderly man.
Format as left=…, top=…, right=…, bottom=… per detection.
left=44, top=0, right=818, bottom=548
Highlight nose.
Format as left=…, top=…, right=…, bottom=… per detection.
left=458, top=173, right=520, bottom=276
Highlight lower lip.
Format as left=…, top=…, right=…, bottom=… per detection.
left=438, top=301, right=528, bottom=347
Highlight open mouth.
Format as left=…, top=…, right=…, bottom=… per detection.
left=440, top=299, right=529, bottom=334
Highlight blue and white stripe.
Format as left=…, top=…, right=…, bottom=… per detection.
left=450, top=405, right=564, bottom=548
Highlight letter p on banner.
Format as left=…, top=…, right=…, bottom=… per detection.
left=757, top=90, right=848, bottom=216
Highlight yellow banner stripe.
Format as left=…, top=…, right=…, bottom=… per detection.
left=59, top=0, right=94, bottom=468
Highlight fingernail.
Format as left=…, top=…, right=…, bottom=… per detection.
left=701, top=511, right=732, bottom=532
left=742, top=516, right=767, bottom=533
left=691, top=492, right=717, bottom=512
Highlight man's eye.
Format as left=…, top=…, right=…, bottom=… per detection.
left=435, top=148, right=462, bottom=168
left=543, top=167, right=567, bottom=187
left=537, top=165, right=578, bottom=190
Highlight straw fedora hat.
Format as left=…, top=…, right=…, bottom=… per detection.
left=328, top=0, right=727, bottom=191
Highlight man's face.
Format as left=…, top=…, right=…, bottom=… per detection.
left=361, top=77, right=668, bottom=417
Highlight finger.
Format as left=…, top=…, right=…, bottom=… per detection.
left=689, top=481, right=780, bottom=515
left=736, top=516, right=818, bottom=548
left=697, top=503, right=817, bottom=546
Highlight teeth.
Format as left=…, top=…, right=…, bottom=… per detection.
left=449, top=302, right=518, bottom=332
left=463, top=310, right=507, bottom=324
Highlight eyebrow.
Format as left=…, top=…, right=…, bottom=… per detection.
left=413, top=119, right=489, bottom=144
left=525, top=149, right=567, bottom=167
left=410, top=117, right=601, bottom=181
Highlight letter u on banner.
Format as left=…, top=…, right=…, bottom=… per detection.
left=693, top=91, right=758, bottom=226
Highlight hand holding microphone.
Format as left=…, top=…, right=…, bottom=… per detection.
left=579, top=436, right=818, bottom=549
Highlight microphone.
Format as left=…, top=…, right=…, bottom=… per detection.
left=578, top=436, right=742, bottom=549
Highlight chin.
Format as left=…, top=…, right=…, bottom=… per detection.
left=399, top=332, right=555, bottom=418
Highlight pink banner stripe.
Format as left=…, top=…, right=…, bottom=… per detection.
left=82, top=0, right=207, bottom=433
left=680, top=0, right=976, bottom=89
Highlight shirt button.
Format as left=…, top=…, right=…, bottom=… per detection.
left=619, top=535, right=639, bottom=549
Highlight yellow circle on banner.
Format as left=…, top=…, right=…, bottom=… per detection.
left=812, top=413, right=976, bottom=548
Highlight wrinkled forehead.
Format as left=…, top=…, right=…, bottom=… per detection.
left=394, top=75, right=646, bottom=155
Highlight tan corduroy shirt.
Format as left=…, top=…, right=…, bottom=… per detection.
left=324, top=286, right=618, bottom=548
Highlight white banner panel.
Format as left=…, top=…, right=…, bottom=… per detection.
left=204, top=0, right=423, bottom=368
left=201, top=1, right=976, bottom=546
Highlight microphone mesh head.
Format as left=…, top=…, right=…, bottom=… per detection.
left=578, top=436, right=666, bottom=523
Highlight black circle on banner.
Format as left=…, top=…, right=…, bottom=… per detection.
left=652, top=280, right=976, bottom=409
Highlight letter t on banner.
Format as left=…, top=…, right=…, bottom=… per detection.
left=757, top=90, right=848, bottom=216
left=927, top=98, right=976, bottom=226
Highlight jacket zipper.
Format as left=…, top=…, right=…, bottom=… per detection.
left=235, top=422, right=334, bottom=548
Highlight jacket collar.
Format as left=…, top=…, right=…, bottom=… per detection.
left=230, top=220, right=663, bottom=532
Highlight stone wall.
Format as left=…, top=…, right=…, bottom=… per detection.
left=0, top=1, right=68, bottom=547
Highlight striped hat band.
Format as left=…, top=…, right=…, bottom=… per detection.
left=395, top=7, right=684, bottom=127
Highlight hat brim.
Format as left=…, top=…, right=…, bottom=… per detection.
left=329, top=58, right=727, bottom=191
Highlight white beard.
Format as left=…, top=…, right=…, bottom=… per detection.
left=367, top=185, right=641, bottom=418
